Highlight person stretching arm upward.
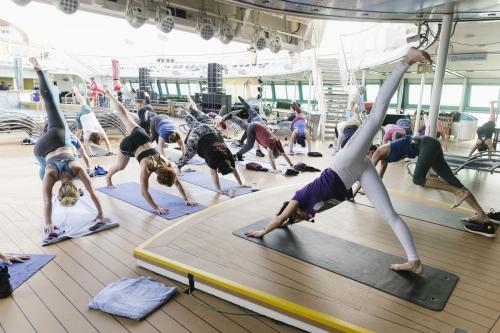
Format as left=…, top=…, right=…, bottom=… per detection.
left=245, top=48, right=433, bottom=273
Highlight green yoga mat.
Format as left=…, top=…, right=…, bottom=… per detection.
left=234, top=219, right=458, bottom=311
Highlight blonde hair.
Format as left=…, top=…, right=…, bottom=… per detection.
left=58, top=182, right=79, bottom=207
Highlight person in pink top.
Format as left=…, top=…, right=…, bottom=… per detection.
left=382, top=124, right=406, bottom=144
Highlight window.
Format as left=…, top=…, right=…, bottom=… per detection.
left=179, top=83, right=190, bottom=96
left=130, top=82, right=139, bottom=91
left=189, top=82, right=200, bottom=94
left=274, top=84, right=287, bottom=99
left=286, top=84, right=298, bottom=100
left=152, top=82, right=159, bottom=94
left=167, top=83, right=178, bottom=95
left=408, top=84, right=432, bottom=105
left=263, top=84, right=273, bottom=100
left=441, top=84, right=463, bottom=106
left=389, top=90, right=399, bottom=105
left=469, top=85, right=500, bottom=108
left=160, top=82, right=167, bottom=95
left=365, top=84, right=380, bottom=103
left=301, top=84, right=311, bottom=101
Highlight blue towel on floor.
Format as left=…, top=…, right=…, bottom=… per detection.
left=89, top=277, right=176, bottom=320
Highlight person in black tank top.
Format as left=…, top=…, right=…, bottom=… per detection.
left=469, top=101, right=498, bottom=158
left=106, top=91, right=197, bottom=214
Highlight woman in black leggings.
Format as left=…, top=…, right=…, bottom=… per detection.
left=369, top=135, right=494, bottom=237
left=469, top=101, right=497, bottom=158
left=30, top=58, right=108, bottom=235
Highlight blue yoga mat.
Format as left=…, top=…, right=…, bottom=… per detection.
left=97, top=182, right=206, bottom=219
left=7, top=254, right=55, bottom=290
left=179, top=172, right=253, bottom=197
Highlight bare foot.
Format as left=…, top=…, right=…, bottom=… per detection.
left=404, top=47, right=432, bottom=66
left=29, top=57, right=41, bottom=71
left=451, top=189, right=471, bottom=209
left=390, top=260, right=423, bottom=274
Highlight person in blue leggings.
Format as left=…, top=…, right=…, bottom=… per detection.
left=30, top=58, right=109, bottom=235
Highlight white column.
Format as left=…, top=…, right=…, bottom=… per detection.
left=413, top=73, right=426, bottom=134
left=428, top=11, right=454, bottom=137
left=361, top=70, right=366, bottom=87
left=459, top=77, right=467, bottom=113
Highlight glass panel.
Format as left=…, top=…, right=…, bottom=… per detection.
left=408, top=84, right=432, bottom=105
left=130, top=82, right=139, bottom=91
left=263, top=84, right=273, bottom=100
left=189, top=82, right=200, bottom=94
left=440, top=84, right=463, bottom=106
left=179, top=83, right=190, bottom=96
left=152, top=82, right=159, bottom=94
left=365, top=84, right=380, bottom=102
left=469, top=85, right=500, bottom=108
left=286, top=84, right=298, bottom=100
left=301, top=84, right=311, bottom=101
left=160, top=82, right=167, bottom=95
left=167, top=83, right=178, bottom=95
left=274, top=85, right=287, bottom=99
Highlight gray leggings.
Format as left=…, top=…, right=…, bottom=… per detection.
left=413, top=136, right=463, bottom=188
left=189, top=106, right=212, bottom=124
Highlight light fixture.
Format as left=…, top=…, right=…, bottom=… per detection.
left=198, top=16, right=215, bottom=40
left=269, top=35, right=282, bottom=53
left=56, top=0, right=79, bottom=14
left=218, top=15, right=233, bottom=44
left=253, top=29, right=267, bottom=51
left=155, top=5, right=175, bottom=33
left=11, top=0, right=31, bottom=6
left=126, top=0, right=147, bottom=29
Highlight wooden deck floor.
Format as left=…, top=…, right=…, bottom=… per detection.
left=0, top=132, right=498, bottom=333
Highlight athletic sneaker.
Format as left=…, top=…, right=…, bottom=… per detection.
left=464, top=222, right=496, bottom=238
left=256, top=149, right=265, bottom=157
left=487, top=209, right=500, bottom=222
left=234, top=153, right=244, bottom=161
left=95, top=165, right=108, bottom=176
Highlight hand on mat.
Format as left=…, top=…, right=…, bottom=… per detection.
left=272, top=169, right=281, bottom=174
left=0, top=254, right=30, bottom=265
left=44, top=223, right=57, bottom=234
left=154, top=207, right=170, bottom=215
left=185, top=200, right=198, bottom=206
left=245, top=229, right=266, bottom=238
left=93, top=216, right=110, bottom=224
left=105, top=151, right=115, bottom=156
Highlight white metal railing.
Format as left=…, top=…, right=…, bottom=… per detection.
left=309, top=49, right=327, bottom=140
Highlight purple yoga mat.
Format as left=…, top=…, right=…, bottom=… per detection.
left=97, top=182, right=206, bottom=220
left=6, top=254, right=55, bottom=290
left=179, top=172, right=253, bottom=197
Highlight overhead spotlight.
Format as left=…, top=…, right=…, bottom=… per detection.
left=155, top=5, right=175, bottom=33
left=218, top=15, right=233, bottom=44
left=253, top=29, right=267, bottom=51
left=269, top=35, right=282, bottom=53
left=125, top=0, right=147, bottom=29
left=198, top=16, right=215, bottom=40
left=11, top=0, right=31, bottom=6
left=56, top=0, right=79, bottom=14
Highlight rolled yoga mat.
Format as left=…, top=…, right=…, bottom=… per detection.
left=97, top=182, right=206, bottom=219
left=179, top=171, right=253, bottom=197
left=233, top=219, right=458, bottom=311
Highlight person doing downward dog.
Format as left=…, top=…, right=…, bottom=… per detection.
left=137, top=104, right=156, bottom=135
left=177, top=110, right=247, bottom=194
left=368, top=135, right=495, bottom=237
left=105, top=91, right=197, bottom=214
left=245, top=48, right=432, bottom=273
left=30, top=58, right=109, bottom=234
left=227, top=111, right=293, bottom=173
left=382, top=123, right=406, bottom=144
left=469, top=101, right=498, bottom=158
left=72, top=88, right=113, bottom=157
left=149, top=114, right=185, bottom=156
left=335, top=112, right=361, bottom=151
left=289, top=103, right=312, bottom=154
left=234, top=96, right=266, bottom=157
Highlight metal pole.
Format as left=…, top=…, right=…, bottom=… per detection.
left=428, top=11, right=454, bottom=137
left=361, top=70, right=366, bottom=87
left=459, top=77, right=467, bottom=114
left=413, top=73, right=426, bottom=134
